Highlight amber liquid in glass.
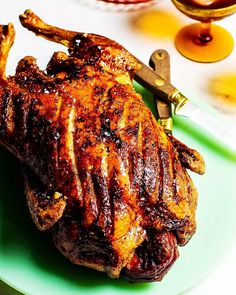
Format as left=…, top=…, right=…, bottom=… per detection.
left=174, top=0, right=236, bottom=62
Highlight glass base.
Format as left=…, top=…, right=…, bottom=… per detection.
left=175, top=23, right=234, bottom=63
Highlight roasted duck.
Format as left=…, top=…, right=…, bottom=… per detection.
left=0, top=10, right=205, bottom=283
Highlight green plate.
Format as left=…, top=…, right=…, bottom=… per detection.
left=1, top=85, right=236, bottom=295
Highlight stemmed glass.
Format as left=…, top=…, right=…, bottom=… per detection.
left=171, top=0, right=236, bottom=62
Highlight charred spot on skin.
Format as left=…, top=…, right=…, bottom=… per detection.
left=157, top=203, right=187, bottom=230
left=0, top=90, right=12, bottom=137
left=47, top=54, right=92, bottom=81
left=51, top=126, right=61, bottom=141
left=82, top=73, right=93, bottom=81
left=13, top=92, right=31, bottom=139
left=109, top=168, right=123, bottom=202
left=93, top=85, right=106, bottom=97
left=110, top=84, right=129, bottom=99
left=16, top=56, right=38, bottom=73
left=113, top=108, right=123, bottom=116
left=36, top=191, right=53, bottom=203
left=91, top=171, right=114, bottom=236
left=14, top=71, right=62, bottom=94
left=125, top=125, right=139, bottom=137
left=70, top=34, right=88, bottom=49
left=76, top=116, right=86, bottom=123
left=54, top=59, right=82, bottom=80
left=0, top=25, right=9, bottom=39
left=100, top=115, right=123, bottom=149
left=69, top=34, right=102, bottom=65
left=80, top=137, right=92, bottom=150
left=1, top=90, right=11, bottom=122
left=47, top=56, right=101, bottom=81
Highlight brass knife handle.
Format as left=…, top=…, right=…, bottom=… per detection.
left=149, top=49, right=172, bottom=134
left=134, top=59, right=189, bottom=114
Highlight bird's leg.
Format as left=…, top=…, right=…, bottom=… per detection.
left=19, top=10, right=79, bottom=47
left=122, top=231, right=179, bottom=283
left=168, top=134, right=206, bottom=175
left=0, top=23, right=15, bottom=80
left=19, top=10, right=119, bottom=50
left=23, top=166, right=67, bottom=231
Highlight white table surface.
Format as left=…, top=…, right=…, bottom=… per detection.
left=0, top=0, right=236, bottom=294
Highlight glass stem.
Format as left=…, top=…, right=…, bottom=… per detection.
left=198, top=22, right=212, bottom=43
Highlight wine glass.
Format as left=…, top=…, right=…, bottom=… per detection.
left=171, top=0, right=236, bottom=62
left=79, top=0, right=155, bottom=11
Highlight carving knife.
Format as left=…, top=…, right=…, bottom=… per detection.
left=134, top=58, right=236, bottom=152
left=149, top=49, right=172, bottom=134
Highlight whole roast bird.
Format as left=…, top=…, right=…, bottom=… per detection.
left=0, top=11, right=205, bottom=283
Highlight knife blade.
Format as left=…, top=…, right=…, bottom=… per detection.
left=135, top=59, right=236, bottom=152
left=177, top=101, right=236, bottom=152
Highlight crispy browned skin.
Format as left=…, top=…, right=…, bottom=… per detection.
left=0, top=10, right=205, bottom=282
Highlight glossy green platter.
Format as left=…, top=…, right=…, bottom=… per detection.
left=0, top=85, right=236, bottom=295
